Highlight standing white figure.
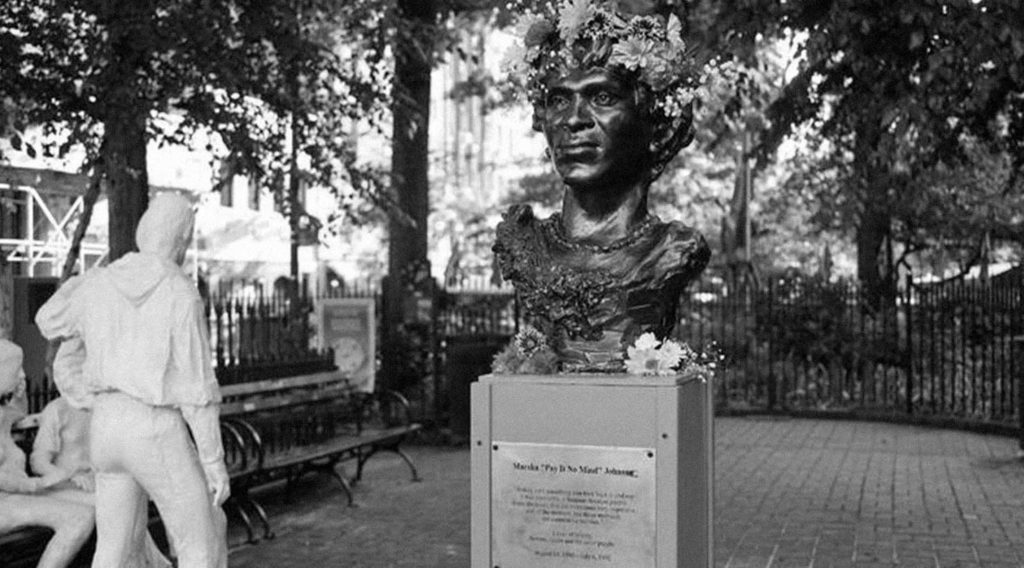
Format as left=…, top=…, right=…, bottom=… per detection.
left=0, top=339, right=94, bottom=568
left=36, top=192, right=230, bottom=568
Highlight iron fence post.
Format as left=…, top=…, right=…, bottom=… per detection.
left=905, top=274, right=914, bottom=416
left=1018, top=332, right=1024, bottom=452
left=766, top=280, right=776, bottom=412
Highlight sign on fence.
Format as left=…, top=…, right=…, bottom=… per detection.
left=317, top=298, right=375, bottom=392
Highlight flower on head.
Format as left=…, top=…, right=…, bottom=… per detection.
left=504, top=0, right=725, bottom=121
left=579, top=10, right=618, bottom=39
left=501, top=43, right=529, bottom=76
left=641, top=52, right=675, bottom=90
left=666, top=13, right=684, bottom=48
left=558, top=0, right=595, bottom=44
left=610, top=36, right=655, bottom=70
left=627, top=15, right=664, bottom=41
left=524, top=19, right=557, bottom=48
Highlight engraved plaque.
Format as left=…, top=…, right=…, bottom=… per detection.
left=491, top=442, right=656, bottom=567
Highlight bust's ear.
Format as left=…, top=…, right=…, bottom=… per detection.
left=532, top=104, right=546, bottom=133
left=647, top=104, right=695, bottom=182
left=649, top=103, right=694, bottom=155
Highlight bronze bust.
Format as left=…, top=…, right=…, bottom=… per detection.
left=494, top=2, right=711, bottom=371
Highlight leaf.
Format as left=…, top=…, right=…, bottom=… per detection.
left=909, top=31, right=924, bottom=50
left=10, top=133, right=22, bottom=151
left=26, top=144, right=36, bottom=159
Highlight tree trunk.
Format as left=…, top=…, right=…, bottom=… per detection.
left=100, top=2, right=153, bottom=262
left=383, top=0, right=437, bottom=392
left=854, top=117, right=895, bottom=311
left=388, top=0, right=435, bottom=285
left=0, top=257, right=12, bottom=340
left=103, top=107, right=149, bottom=262
left=856, top=205, right=894, bottom=309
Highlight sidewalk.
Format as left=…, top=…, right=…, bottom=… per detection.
left=227, top=417, right=1024, bottom=568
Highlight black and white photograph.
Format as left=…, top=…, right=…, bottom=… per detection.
left=1, top=0, right=1023, bottom=566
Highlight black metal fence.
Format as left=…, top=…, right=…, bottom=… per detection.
left=24, top=289, right=336, bottom=414
left=25, top=270, right=1023, bottom=445
left=678, top=269, right=1024, bottom=437
left=315, top=271, right=1024, bottom=441
left=206, top=291, right=334, bottom=386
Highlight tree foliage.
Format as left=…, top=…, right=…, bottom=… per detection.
left=0, top=0, right=392, bottom=264
left=699, top=0, right=1024, bottom=298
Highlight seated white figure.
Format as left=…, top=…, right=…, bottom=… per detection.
left=31, top=383, right=172, bottom=567
left=31, top=337, right=98, bottom=500
left=31, top=396, right=92, bottom=495
left=0, top=339, right=93, bottom=568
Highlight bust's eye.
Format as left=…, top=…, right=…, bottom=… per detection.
left=592, top=91, right=619, bottom=106
left=546, top=92, right=570, bottom=110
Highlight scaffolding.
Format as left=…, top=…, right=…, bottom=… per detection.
left=0, top=181, right=106, bottom=277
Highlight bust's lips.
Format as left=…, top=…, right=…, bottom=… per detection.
left=559, top=139, right=598, bottom=150
left=557, top=141, right=599, bottom=159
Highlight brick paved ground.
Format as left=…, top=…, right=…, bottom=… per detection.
left=227, top=418, right=1024, bottom=568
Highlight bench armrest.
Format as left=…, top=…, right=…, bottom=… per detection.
left=354, top=390, right=415, bottom=432
left=220, top=420, right=249, bottom=473
left=221, top=417, right=265, bottom=473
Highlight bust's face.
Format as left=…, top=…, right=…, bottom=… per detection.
left=541, top=67, right=652, bottom=191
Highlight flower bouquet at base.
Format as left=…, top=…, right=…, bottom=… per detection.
left=492, top=326, right=720, bottom=381
left=623, top=333, right=720, bottom=382
left=491, top=325, right=559, bottom=375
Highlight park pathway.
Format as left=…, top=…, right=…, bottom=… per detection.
left=227, top=417, right=1024, bottom=567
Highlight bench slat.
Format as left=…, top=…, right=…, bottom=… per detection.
left=258, top=425, right=423, bottom=471
left=220, top=384, right=353, bottom=417
left=220, top=371, right=349, bottom=399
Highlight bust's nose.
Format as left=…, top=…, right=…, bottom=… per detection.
left=564, top=96, right=595, bottom=131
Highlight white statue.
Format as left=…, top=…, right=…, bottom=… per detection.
left=0, top=339, right=94, bottom=568
left=36, top=192, right=230, bottom=568
left=32, top=393, right=173, bottom=568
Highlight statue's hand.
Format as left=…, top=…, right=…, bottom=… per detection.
left=37, top=470, right=72, bottom=490
left=70, top=471, right=94, bottom=492
left=202, top=459, right=231, bottom=507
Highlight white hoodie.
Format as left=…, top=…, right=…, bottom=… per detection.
left=35, top=194, right=220, bottom=408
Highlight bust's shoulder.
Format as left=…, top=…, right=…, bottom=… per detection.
left=496, top=204, right=548, bottom=233
left=493, top=205, right=557, bottom=281
left=655, top=220, right=709, bottom=255
left=494, top=205, right=554, bottom=251
left=637, top=219, right=711, bottom=283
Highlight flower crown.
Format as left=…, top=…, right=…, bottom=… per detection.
left=503, top=0, right=709, bottom=120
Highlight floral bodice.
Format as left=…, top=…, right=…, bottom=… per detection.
left=493, top=204, right=710, bottom=369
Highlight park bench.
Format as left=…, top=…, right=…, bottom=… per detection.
left=218, top=370, right=423, bottom=543
left=1, top=370, right=423, bottom=561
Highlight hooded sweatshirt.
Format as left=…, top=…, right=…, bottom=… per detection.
left=35, top=193, right=220, bottom=408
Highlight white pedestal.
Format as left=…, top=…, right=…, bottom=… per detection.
left=471, top=373, right=713, bottom=568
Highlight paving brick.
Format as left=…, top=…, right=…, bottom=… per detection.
left=226, top=418, right=1024, bottom=567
